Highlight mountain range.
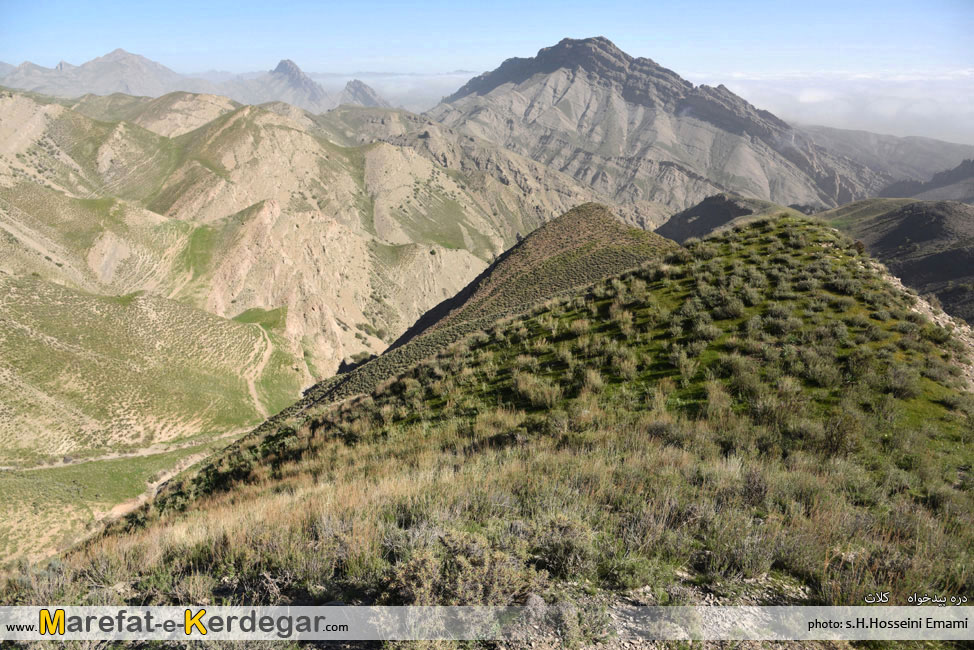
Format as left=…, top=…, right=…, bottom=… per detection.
left=1, top=36, right=974, bottom=588
left=428, top=37, right=974, bottom=221
left=0, top=49, right=389, bottom=112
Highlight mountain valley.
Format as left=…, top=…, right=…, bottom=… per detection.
left=0, top=32, right=972, bottom=639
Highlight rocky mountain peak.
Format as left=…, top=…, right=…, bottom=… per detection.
left=340, top=79, right=390, bottom=107
left=101, top=48, right=135, bottom=61
left=443, top=35, right=690, bottom=105
left=536, top=36, right=633, bottom=73
left=273, top=59, right=305, bottom=79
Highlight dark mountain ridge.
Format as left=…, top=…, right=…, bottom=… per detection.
left=881, top=159, right=974, bottom=204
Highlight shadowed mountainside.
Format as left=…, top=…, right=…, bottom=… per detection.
left=880, top=159, right=974, bottom=205
left=819, top=200, right=974, bottom=323
left=654, top=193, right=801, bottom=243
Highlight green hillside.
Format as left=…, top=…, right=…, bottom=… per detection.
left=816, top=198, right=918, bottom=230
left=0, top=273, right=302, bottom=468
left=9, top=214, right=971, bottom=619
left=276, top=203, right=675, bottom=418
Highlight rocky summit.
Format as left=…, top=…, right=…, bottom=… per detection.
left=431, top=36, right=901, bottom=221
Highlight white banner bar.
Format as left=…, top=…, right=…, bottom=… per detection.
left=0, top=606, right=970, bottom=641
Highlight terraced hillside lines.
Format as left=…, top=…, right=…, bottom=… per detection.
left=0, top=274, right=302, bottom=466
left=16, top=216, right=973, bottom=612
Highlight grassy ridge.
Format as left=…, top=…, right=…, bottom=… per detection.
left=206, top=203, right=677, bottom=458
left=8, top=215, right=971, bottom=615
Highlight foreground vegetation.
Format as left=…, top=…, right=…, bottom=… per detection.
left=5, top=217, right=973, bottom=625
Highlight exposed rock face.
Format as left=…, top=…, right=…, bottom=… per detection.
left=310, top=105, right=669, bottom=229
left=217, top=59, right=338, bottom=112
left=430, top=36, right=893, bottom=220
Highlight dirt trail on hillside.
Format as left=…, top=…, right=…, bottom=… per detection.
left=102, top=451, right=210, bottom=520
left=246, top=325, right=273, bottom=419
left=5, top=426, right=249, bottom=472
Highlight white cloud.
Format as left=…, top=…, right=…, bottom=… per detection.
left=692, top=70, right=974, bottom=144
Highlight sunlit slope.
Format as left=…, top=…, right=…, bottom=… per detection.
left=11, top=215, right=972, bottom=611
left=0, top=273, right=302, bottom=466
left=295, top=203, right=676, bottom=411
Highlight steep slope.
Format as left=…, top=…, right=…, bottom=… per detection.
left=799, top=125, right=974, bottom=182
left=0, top=272, right=301, bottom=467
left=655, top=193, right=801, bottom=243
left=392, top=203, right=677, bottom=344
left=819, top=200, right=974, bottom=323
left=10, top=215, right=972, bottom=615
left=219, top=60, right=338, bottom=113
left=278, top=104, right=669, bottom=228
left=880, top=159, right=974, bottom=205
left=429, top=36, right=890, bottom=220
left=337, top=79, right=390, bottom=108
left=297, top=203, right=676, bottom=409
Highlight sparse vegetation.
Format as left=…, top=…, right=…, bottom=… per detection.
left=7, top=215, right=972, bottom=617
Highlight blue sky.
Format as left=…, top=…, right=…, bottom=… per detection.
left=0, top=0, right=970, bottom=75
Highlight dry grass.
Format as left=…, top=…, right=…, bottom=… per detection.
left=5, top=216, right=973, bottom=619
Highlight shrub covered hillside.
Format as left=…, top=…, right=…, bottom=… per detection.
left=262, top=203, right=676, bottom=427
left=5, top=215, right=974, bottom=614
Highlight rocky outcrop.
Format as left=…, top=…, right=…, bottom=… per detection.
left=431, top=36, right=894, bottom=217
